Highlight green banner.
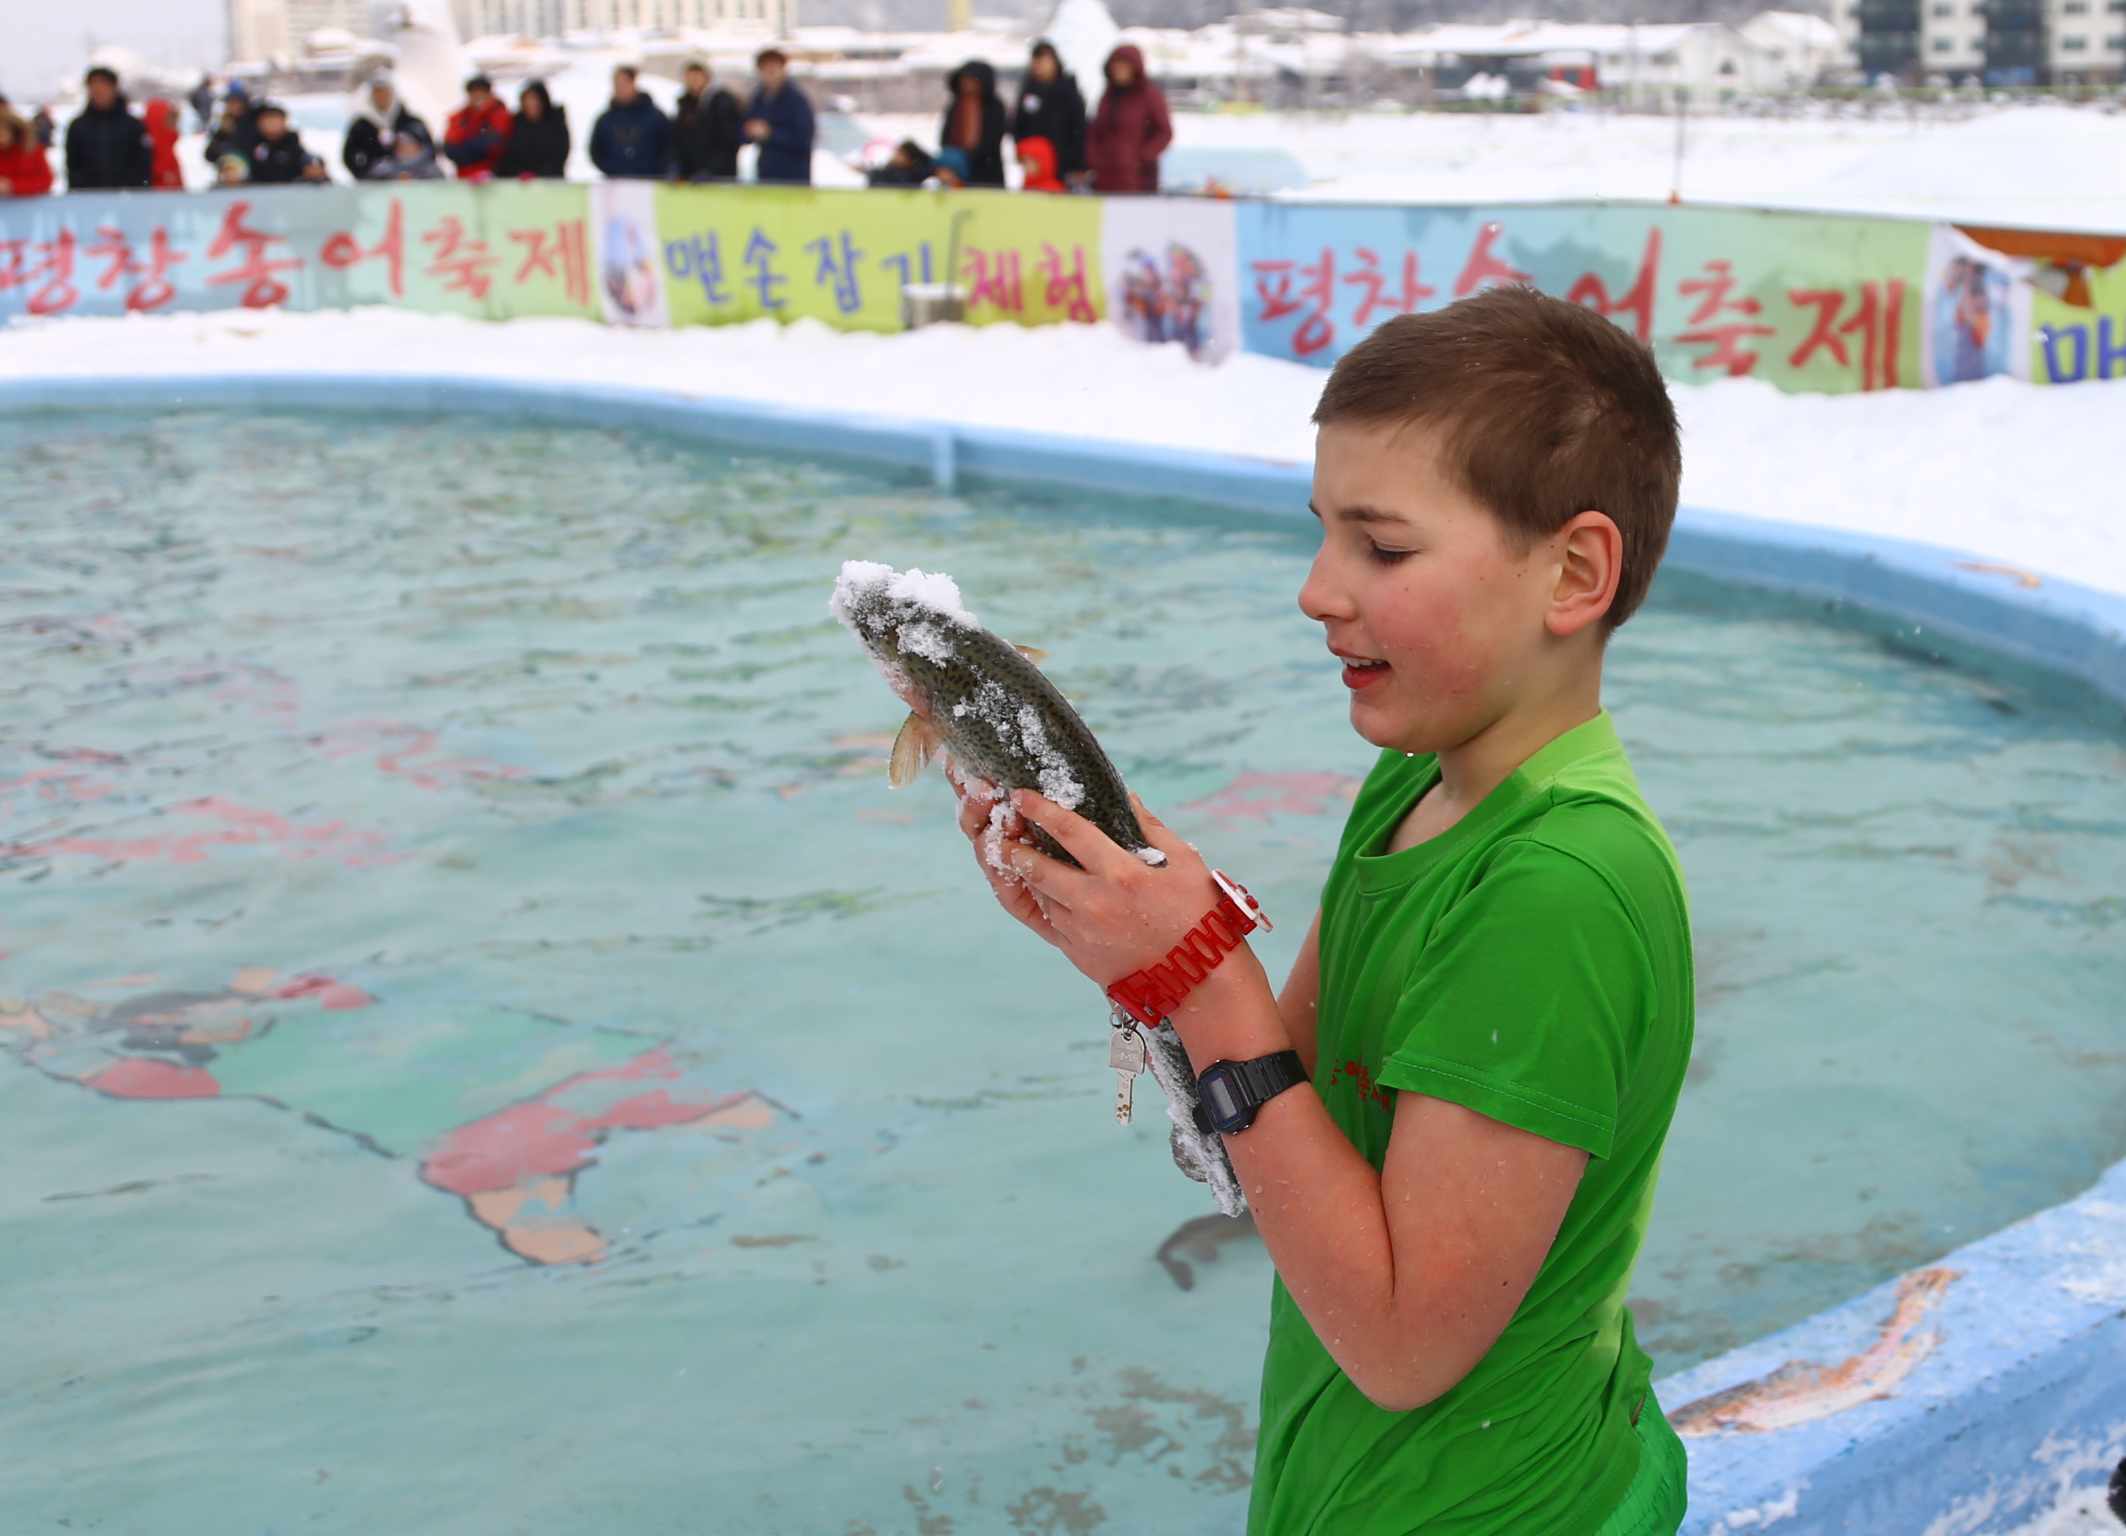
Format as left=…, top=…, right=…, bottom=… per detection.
left=653, top=185, right=1106, bottom=332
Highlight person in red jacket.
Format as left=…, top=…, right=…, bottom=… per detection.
left=144, top=97, right=185, bottom=188
left=0, top=107, right=53, bottom=195
left=443, top=75, right=512, bottom=180
left=1085, top=44, right=1171, bottom=194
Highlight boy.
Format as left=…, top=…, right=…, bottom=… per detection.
left=955, top=285, right=1693, bottom=1534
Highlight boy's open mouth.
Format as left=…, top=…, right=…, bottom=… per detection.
left=1337, top=654, right=1391, bottom=690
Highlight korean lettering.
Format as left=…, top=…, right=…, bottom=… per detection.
left=318, top=198, right=405, bottom=298
left=421, top=215, right=500, bottom=301
left=510, top=219, right=590, bottom=307
left=206, top=200, right=302, bottom=309
left=1674, top=259, right=1775, bottom=377
left=743, top=229, right=786, bottom=310
left=1565, top=228, right=1662, bottom=344
left=0, top=228, right=79, bottom=316
left=1452, top=221, right=1532, bottom=298
left=805, top=229, right=865, bottom=315
left=1037, top=241, right=1096, bottom=324
left=1343, top=248, right=1434, bottom=328
left=662, top=231, right=727, bottom=307
left=1787, top=280, right=1906, bottom=390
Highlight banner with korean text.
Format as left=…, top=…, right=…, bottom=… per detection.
left=653, top=184, right=1104, bottom=332
left=0, top=183, right=596, bottom=323
left=1236, top=202, right=1930, bottom=395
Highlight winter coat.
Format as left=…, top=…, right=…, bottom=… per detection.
left=744, top=82, right=814, bottom=184
left=1011, top=69, right=1086, bottom=177
left=589, top=94, right=672, bottom=180
left=937, top=62, right=1008, bottom=188
left=675, top=87, right=743, bottom=181
left=1085, top=46, right=1172, bottom=195
left=205, top=111, right=258, bottom=168
left=1016, top=135, right=1064, bottom=193
left=0, top=135, right=53, bottom=197
left=64, top=96, right=153, bottom=190
left=495, top=105, right=570, bottom=178
left=343, top=105, right=433, bottom=180
left=247, top=130, right=317, bottom=184
left=144, top=99, right=184, bottom=188
left=444, top=98, right=513, bottom=179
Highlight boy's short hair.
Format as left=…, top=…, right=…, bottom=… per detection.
left=756, top=47, right=789, bottom=66
left=465, top=75, right=493, bottom=93
left=1312, top=285, right=1681, bottom=632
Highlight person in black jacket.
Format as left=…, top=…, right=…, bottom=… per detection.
left=245, top=103, right=327, bottom=183
left=1011, top=41, right=1087, bottom=185
left=64, top=67, right=152, bottom=191
left=673, top=61, right=742, bottom=181
left=590, top=67, right=672, bottom=179
left=936, top=59, right=1008, bottom=188
left=494, top=80, right=570, bottom=178
left=343, top=76, right=434, bottom=180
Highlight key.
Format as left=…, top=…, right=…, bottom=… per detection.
left=1109, top=1024, right=1147, bottom=1125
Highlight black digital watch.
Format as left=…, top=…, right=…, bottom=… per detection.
left=1192, top=1050, right=1309, bottom=1135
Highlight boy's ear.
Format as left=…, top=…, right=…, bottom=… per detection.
left=1546, top=511, right=1623, bottom=639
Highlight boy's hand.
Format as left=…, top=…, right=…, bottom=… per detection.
left=993, top=787, right=1222, bottom=994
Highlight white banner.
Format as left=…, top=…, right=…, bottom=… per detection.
left=1100, top=198, right=1241, bottom=366
left=593, top=181, right=670, bottom=330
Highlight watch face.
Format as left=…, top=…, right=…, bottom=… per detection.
left=1203, top=1070, right=1245, bottom=1130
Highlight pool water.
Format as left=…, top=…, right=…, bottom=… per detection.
left=3, top=411, right=2123, bottom=1535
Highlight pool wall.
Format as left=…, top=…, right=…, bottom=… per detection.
left=7, top=371, right=2125, bottom=1533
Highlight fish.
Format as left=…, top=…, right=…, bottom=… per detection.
left=831, top=560, right=1245, bottom=1216
left=1155, top=1210, right=1261, bottom=1291
left=1666, top=1266, right=1960, bottom=1436
left=829, top=560, right=1163, bottom=871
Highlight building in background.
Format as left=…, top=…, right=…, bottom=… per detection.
left=229, top=0, right=373, bottom=63
left=450, top=0, right=793, bottom=36
left=1739, top=9, right=1845, bottom=87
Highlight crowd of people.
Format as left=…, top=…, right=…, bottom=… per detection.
left=869, top=41, right=1170, bottom=193
left=0, top=39, right=1173, bottom=197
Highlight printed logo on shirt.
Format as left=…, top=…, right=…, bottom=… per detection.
left=1326, top=1057, right=1391, bottom=1112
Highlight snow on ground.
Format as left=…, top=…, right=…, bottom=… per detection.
left=7, top=306, right=2123, bottom=602
left=1999, top=1483, right=2125, bottom=1536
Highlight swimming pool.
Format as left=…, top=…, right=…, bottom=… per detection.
left=3, top=410, right=2123, bottom=1534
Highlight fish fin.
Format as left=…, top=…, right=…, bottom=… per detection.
left=888, top=712, right=941, bottom=789
left=1013, top=644, right=1050, bottom=665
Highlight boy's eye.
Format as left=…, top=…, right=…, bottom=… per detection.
left=1366, top=543, right=1415, bottom=566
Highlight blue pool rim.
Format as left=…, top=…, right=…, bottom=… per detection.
left=6, top=370, right=2125, bottom=1534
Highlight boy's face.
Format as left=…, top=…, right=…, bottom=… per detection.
left=1302, top=420, right=1577, bottom=756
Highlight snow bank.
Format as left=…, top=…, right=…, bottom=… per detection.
left=6, top=305, right=2125, bottom=599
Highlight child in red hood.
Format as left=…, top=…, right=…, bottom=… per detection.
left=1016, top=133, right=1065, bottom=193
left=0, top=107, right=52, bottom=196
left=144, top=98, right=185, bottom=189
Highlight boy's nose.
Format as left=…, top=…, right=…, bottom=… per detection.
left=1297, top=553, right=1354, bottom=624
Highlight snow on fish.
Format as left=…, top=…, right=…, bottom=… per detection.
left=831, top=559, right=1245, bottom=1215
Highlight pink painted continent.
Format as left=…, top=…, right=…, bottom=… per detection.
left=86, top=1058, right=221, bottom=1100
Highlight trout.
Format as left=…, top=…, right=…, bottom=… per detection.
left=830, top=560, right=1246, bottom=1216
left=829, top=560, right=1163, bottom=870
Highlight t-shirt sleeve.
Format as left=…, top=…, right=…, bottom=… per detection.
left=1374, top=837, right=1650, bottom=1159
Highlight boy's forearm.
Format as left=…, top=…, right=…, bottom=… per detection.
left=1171, top=964, right=1457, bottom=1410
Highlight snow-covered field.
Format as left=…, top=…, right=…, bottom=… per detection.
left=7, top=305, right=2123, bottom=603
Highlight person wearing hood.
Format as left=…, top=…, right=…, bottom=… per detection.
left=0, top=107, right=54, bottom=196
left=674, top=60, right=742, bottom=181
left=65, top=66, right=153, bottom=191
left=590, top=66, right=672, bottom=180
left=1011, top=41, right=1086, bottom=186
left=742, top=49, right=814, bottom=185
left=444, top=75, right=513, bottom=181
left=494, top=81, right=570, bottom=178
left=143, top=98, right=184, bottom=188
left=1085, top=44, right=1171, bottom=195
left=205, top=90, right=258, bottom=168
left=344, top=76, right=435, bottom=180
left=936, top=60, right=1007, bottom=189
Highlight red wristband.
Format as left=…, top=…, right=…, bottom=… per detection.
left=1105, top=871, right=1273, bottom=1027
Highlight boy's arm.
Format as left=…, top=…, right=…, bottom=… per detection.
left=988, top=789, right=1586, bottom=1412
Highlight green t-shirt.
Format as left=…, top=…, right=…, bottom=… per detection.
left=1250, top=712, right=1693, bottom=1536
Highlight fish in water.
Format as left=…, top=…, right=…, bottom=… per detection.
left=1155, top=1210, right=1261, bottom=1291
left=829, top=561, right=1164, bottom=871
